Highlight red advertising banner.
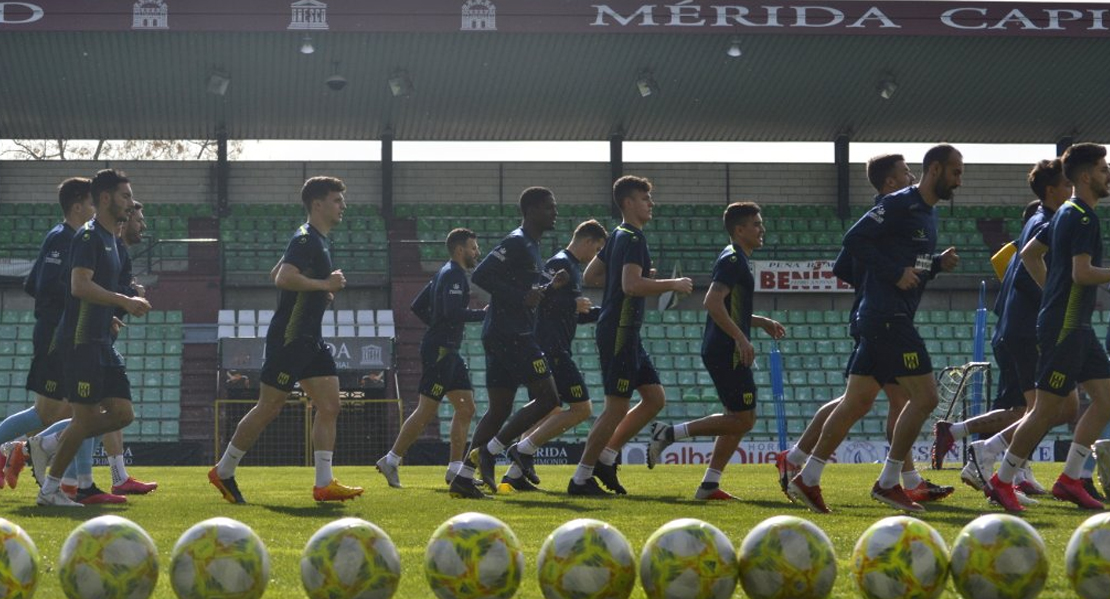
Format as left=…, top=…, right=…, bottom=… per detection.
left=0, top=1, right=1108, bottom=37
left=753, top=259, right=853, bottom=293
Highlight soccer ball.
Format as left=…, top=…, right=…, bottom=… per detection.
left=425, top=512, right=524, bottom=599
left=1066, top=512, right=1110, bottom=599
left=639, top=518, right=738, bottom=599
left=537, top=518, right=635, bottom=599
left=0, top=518, right=39, bottom=599
left=851, top=516, right=948, bottom=599
left=301, top=518, right=402, bottom=599
left=950, top=514, right=1047, bottom=599
left=738, top=515, right=836, bottom=599
left=170, top=517, right=270, bottom=599
left=58, top=515, right=158, bottom=599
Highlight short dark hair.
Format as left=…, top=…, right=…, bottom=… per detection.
left=1062, top=143, right=1107, bottom=185
left=89, top=169, right=129, bottom=206
left=1022, top=200, right=1042, bottom=224
left=572, top=219, right=608, bottom=242
left=866, top=154, right=905, bottom=193
left=519, top=187, right=553, bottom=215
left=445, top=228, right=476, bottom=253
left=612, top=175, right=652, bottom=211
left=724, top=201, right=761, bottom=234
left=922, top=144, right=960, bottom=173
left=301, top=176, right=346, bottom=211
left=57, top=177, right=91, bottom=215
left=1027, top=159, right=1065, bottom=202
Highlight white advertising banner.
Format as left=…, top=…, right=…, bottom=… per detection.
left=752, top=260, right=853, bottom=293
left=622, top=440, right=1057, bottom=466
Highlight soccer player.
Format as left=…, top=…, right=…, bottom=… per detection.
left=567, top=176, right=693, bottom=496
left=209, top=176, right=363, bottom=504
left=34, top=169, right=151, bottom=507
left=775, top=154, right=951, bottom=504
left=449, top=187, right=565, bottom=498
left=376, top=228, right=483, bottom=488
left=986, top=143, right=1110, bottom=512
left=0, top=178, right=94, bottom=488
left=788, top=145, right=961, bottom=513
left=645, top=202, right=785, bottom=500
left=502, top=219, right=608, bottom=491
left=934, top=160, right=1076, bottom=500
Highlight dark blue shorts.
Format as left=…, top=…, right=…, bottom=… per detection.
left=701, top=353, right=757, bottom=412
left=848, top=316, right=932, bottom=386
left=992, top=337, right=1035, bottom=410
left=597, top=331, right=660, bottom=399
left=26, top=349, right=65, bottom=401
left=547, top=350, right=589, bottom=404
left=65, top=344, right=131, bottom=405
left=260, top=336, right=338, bottom=393
left=1036, top=328, right=1110, bottom=395
left=484, top=332, right=551, bottom=390
left=418, top=345, right=472, bottom=401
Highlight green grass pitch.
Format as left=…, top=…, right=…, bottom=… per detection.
left=0, top=462, right=1091, bottom=598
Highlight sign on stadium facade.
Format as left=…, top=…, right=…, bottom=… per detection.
left=752, top=260, right=852, bottom=293
left=1, top=1, right=1108, bottom=36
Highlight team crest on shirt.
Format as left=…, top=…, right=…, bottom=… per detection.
left=299, top=236, right=308, bottom=244
left=1082, top=217, right=1090, bottom=224
left=912, top=229, right=927, bottom=241
left=82, top=232, right=91, bottom=240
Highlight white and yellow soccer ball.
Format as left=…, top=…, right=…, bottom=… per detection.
left=425, top=512, right=524, bottom=599
left=851, top=516, right=948, bottom=599
left=301, top=518, right=402, bottom=599
left=169, top=517, right=270, bottom=599
left=738, top=515, right=836, bottom=599
left=950, top=514, right=1047, bottom=599
left=537, top=518, right=636, bottom=599
left=58, top=515, right=158, bottom=599
left=639, top=518, right=738, bottom=599
left=0, top=518, right=39, bottom=599
left=1066, top=512, right=1110, bottom=599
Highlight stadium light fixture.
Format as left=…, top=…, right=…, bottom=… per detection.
left=878, top=75, right=898, bottom=100
left=299, top=34, right=315, bottom=55
left=726, top=36, right=742, bottom=58
left=636, top=69, right=659, bottom=98
left=206, top=70, right=230, bottom=96
left=389, top=69, right=415, bottom=98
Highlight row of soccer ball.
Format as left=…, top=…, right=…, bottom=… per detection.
left=0, top=510, right=1107, bottom=599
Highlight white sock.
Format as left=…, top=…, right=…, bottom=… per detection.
left=786, top=445, right=809, bottom=467
left=1064, top=442, right=1092, bottom=480
left=799, top=456, right=826, bottom=486
left=673, top=423, right=690, bottom=441
left=458, top=465, right=475, bottom=480
left=599, top=448, right=618, bottom=466
left=41, top=433, right=60, bottom=454
left=77, top=474, right=94, bottom=489
left=385, top=451, right=401, bottom=467
left=572, top=464, right=594, bottom=484
left=42, top=475, right=60, bottom=495
left=61, top=476, right=77, bottom=487
left=516, top=438, right=538, bottom=455
left=313, top=450, right=333, bottom=487
left=878, top=458, right=903, bottom=489
left=950, top=422, right=968, bottom=440
left=1013, top=467, right=1028, bottom=484
left=701, top=468, right=722, bottom=485
left=216, top=444, right=246, bottom=479
left=902, top=469, right=923, bottom=489
left=984, top=433, right=1010, bottom=457
left=447, top=461, right=462, bottom=476
left=1081, top=461, right=1094, bottom=479
left=486, top=438, right=506, bottom=456
left=998, top=450, right=1025, bottom=484
left=108, top=455, right=129, bottom=486
left=505, top=464, right=523, bottom=479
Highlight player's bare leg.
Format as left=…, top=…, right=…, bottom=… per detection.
left=209, top=383, right=288, bottom=504
left=606, top=384, right=665, bottom=453
left=300, top=376, right=362, bottom=501
left=569, top=395, right=630, bottom=495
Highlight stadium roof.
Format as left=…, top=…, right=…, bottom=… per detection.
left=1, top=1, right=1109, bottom=142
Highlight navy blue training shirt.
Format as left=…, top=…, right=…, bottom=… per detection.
left=470, top=227, right=544, bottom=338
left=57, top=219, right=122, bottom=347
left=1037, top=199, right=1101, bottom=339
left=701, top=243, right=754, bottom=365
left=411, top=260, right=486, bottom=351
left=536, top=249, right=599, bottom=355
left=26, top=222, right=77, bottom=352
left=994, top=206, right=1053, bottom=341
left=269, top=223, right=333, bottom=345
left=596, top=224, right=652, bottom=352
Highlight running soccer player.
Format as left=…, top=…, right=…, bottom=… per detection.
left=645, top=202, right=784, bottom=500
left=0, top=178, right=93, bottom=489
left=502, top=219, right=608, bottom=491
left=34, top=169, right=151, bottom=507
left=934, top=159, right=1076, bottom=500
left=568, top=176, right=693, bottom=496
left=776, top=154, right=951, bottom=505
left=789, top=145, right=961, bottom=513
left=377, top=228, right=483, bottom=488
left=449, top=187, right=565, bottom=498
left=987, top=143, right=1110, bottom=512
left=210, top=176, right=363, bottom=504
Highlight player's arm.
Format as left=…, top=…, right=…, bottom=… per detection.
left=32, top=232, right=67, bottom=300
left=703, top=281, right=753, bottom=366
left=621, top=263, right=692, bottom=297
left=441, top=271, right=486, bottom=323
left=71, top=267, right=150, bottom=317
left=410, top=280, right=433, bottom=325
left=582, top=256, right=606, bottom=287
left=751, top=315, right=786, bottom=339
left=577, top=300, right=601, bottom=324
left=274, top=262, right=345, bottom=293
left=1072, top=254, right=1110, bottom=286
left=269, top=258, right=283, bottom=282
left=471, top=240, right=530, bottom=305
left=1019, top=237, right=1049, bottom=289
left=842, top=201, right=920, bottom=290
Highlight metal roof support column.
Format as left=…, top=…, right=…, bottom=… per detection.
left=381, top=131, right=394, bottom=222
left=835, top=134, right=850, bottom=220
left=610, top=132, right=623, bottom=219
left=1057, top=136, right=1074, bottom=157
left=216, top=128, right=229, bottom=217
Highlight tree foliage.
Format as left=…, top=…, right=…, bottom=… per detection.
left=2, top=139, right=243, bottom=160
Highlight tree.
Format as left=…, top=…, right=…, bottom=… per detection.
left=1, top=139, right=243, bottom=160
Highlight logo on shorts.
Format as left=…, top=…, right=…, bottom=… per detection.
left=277, top=372, right=291, bottom=386
left=743, top=392, right=754, bottom=405
left=902, top=352, right=919, bottom=369
left=77, top=381, right=91, bottom=398
left=1049, top=371, right=1066, bottom=389
left=616, top=379, right=630, bottom=393
left=532, top=359, right=548, bottom=375
left=431, top=383, right=444, bottom=397
left=570, top=385, right=583, bottom=399
left=45, top=380, right=56, bottom=393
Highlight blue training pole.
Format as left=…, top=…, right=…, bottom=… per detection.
left=770, top=341, right=787, bottom=452
left=971, top=280, right=987, bottom=418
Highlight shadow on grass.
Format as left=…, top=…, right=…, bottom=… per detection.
left=256, top=503, right=349, bottom=518
left=10, top=504, right=122, bottom=521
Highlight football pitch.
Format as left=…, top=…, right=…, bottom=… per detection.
left=0, top=462, right=1090, bottom=598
